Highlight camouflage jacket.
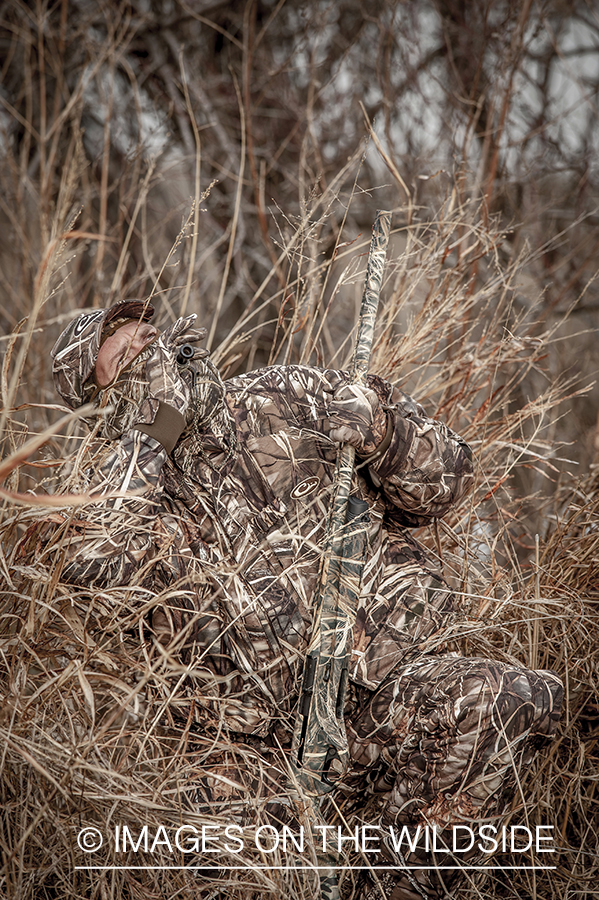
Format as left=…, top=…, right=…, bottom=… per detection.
left=44, top=365, right=473, bottom=734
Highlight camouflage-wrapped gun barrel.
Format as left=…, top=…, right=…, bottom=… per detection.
left=290, top=210, right=392, bottom=796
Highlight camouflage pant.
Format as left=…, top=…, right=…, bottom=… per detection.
left=186, top=653, right=562, bottom=900
left=178, top=533, right=563, bottom=898
left=343, top=655, right=564, bottom=900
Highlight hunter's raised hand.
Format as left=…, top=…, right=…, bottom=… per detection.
left=160, top=315, right=207, bottom=352
left=328, top=382, right=388, bottom=457
left=143, top=315, right=206, bottom=420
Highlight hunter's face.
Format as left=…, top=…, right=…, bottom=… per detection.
left=95, top=321, right=157, bottom=386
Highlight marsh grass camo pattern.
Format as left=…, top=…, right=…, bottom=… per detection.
left=24, top=353, right=563, bottom=900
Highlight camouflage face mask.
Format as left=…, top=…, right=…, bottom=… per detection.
left=51, top=300, right=155, bottom=409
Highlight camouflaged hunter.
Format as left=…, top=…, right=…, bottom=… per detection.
left=42, top=299, right=564, bottom=900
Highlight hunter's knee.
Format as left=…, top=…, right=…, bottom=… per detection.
left=456, top=660, right=563, bottom=745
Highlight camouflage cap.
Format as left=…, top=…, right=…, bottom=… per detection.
left=51, top=300, right=155, bottom=409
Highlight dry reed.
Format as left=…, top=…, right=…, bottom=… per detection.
left=1, top=2, right=598, bottom=898
left=1, top=192, right=597, bottom=900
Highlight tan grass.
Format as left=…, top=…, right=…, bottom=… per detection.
left=1, top=193, right=597, bottom=900
left=1, top=2, right=598, bottom=896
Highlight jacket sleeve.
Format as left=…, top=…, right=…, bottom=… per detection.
left=236, top=365, right=473, bottom=526
left=57, top=428, right=169, bottom=588
left=363, top=374, right=474, bottom=526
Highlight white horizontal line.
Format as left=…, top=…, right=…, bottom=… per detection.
left=75, top=865, right=557, bottom=871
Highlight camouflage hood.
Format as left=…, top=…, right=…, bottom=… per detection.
left=50, top=300, right=155, bottom=409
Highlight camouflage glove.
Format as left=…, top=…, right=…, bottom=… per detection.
left=140, top=315, right=206, bottom=420
left=328, top=383, right=388, bottom=457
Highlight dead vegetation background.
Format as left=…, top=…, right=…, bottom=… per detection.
left=0, top=1, right=598, bottom=898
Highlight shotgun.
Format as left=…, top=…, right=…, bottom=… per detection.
left=290, top=210, right=392, bottom=796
